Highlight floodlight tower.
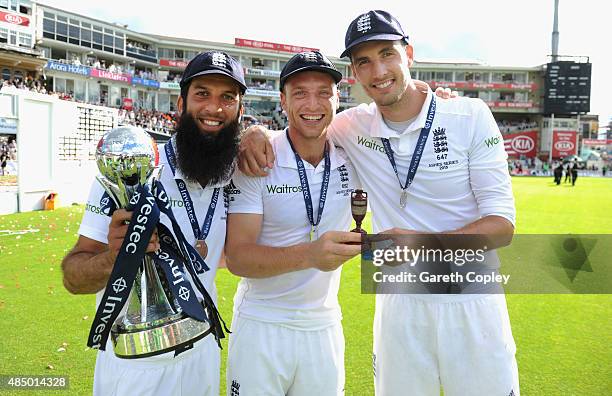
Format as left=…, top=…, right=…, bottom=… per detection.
left=551, top=0, right=560, bottom=62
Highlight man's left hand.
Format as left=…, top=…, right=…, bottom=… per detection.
left=435, top=87, right=459, bottom=99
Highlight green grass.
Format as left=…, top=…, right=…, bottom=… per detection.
left=0, top=177, right=611, bottom=395
left=512, top=176, right=612, bottom=233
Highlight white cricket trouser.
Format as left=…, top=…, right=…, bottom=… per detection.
left=93, top=335, right=220, bottom=396
left=373, top=294, right=519, bottom=396
left=226, top=316, right=345, bottom=396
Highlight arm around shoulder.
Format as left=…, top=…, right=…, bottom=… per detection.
left=238, top=125, right=281, bottom=176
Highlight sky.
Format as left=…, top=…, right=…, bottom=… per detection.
left=42, top=0, right=610, bottom=128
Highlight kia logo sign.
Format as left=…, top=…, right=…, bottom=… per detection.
left=555, top=141, right=574, bottom=151
left=511, top=136, right=534, bottom=153
left=4, top=14, right=23, bottom=25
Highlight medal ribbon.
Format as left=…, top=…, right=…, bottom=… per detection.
left=88, top=184, right=158, bottom=350
left=165, top=141, right=219, bottom=274
left=380, top=96, right=436, bottom=196
left=285, top=130, right=331, bottom=238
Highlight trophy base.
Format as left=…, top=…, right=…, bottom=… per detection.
left=111, top=314, right=211, bottom=359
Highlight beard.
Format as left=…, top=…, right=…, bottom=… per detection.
left=174, top=111, right=240, bottom=187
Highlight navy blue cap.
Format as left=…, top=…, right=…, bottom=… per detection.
left=180, top=51, right=247, bottom=93
left=280, top=51, right=343, bottom=91
left=341, top=10, right=409, bottom=58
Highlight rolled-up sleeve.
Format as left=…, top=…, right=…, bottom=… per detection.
left=468, top=100, right=516, bottom=227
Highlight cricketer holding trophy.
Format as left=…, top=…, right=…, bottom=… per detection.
left=61, top=50, right=246, bottom=396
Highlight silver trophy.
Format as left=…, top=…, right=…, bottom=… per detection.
left=96, top=125, right=210, bottom=358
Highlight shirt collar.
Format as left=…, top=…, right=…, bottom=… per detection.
left=276, top=128, right=346, bottom=172
left=370, top=87, right=434, bottom=139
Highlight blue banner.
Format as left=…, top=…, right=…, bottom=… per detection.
left=0, top=117, right=17, bottom=134
left=45, top=60, right=90, bottom=76
left=132, top=77, right=160, bottom=88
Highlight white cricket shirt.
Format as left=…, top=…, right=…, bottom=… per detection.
left=228, top=131, right=358, bottom=330
left=328, top=88, right=515, bottom=234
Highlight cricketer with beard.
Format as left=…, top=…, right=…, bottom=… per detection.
left=61, top=51, right=246, bottom=396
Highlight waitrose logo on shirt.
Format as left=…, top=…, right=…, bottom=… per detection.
left=85, top=202, right=105, bottom=215
left=357, top=136, right=385, bottom=153
left=85, top=197, right=186, bottom=215
left=484, top=135, right=502, bottom=148
left=266, top=184, right=303, bottom=194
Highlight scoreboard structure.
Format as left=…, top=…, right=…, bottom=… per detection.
left=543, top=60, right=592, bottom=115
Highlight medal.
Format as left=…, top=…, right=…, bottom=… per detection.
left=400, top=190, right=408, bottom=208
left=195, top=239, right=208, bottom=259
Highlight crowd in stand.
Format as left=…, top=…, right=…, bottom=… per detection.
left=165, top=72, right=182, bottom=83
left=0, top=137, right=17, bottom=160
left=247, top=81, right=275, bottom=91
left=0, top=136, right=17, bottom=176
left=265, top=119, right=284, bottom=130
left=125, top=41, right=157, bottom=58
left=62, top=57, right=155, bottom=79
left=240, top=103, right=287, bottom=131
left=86, top=59, right=155, bottom=80
left=118, top=109, right=177, bottom=134
left=1, top=77, right=83, bottom=102
left=508, top=158, right=565, bottom=177
left=497, top=119, right=538, bottom=133
left=132, top=69, right=155, bottom=80
left=0, top=76, right=177, bottom=134
left=117, top=108, right=284, bottom=134
left=507, top=157, right=610, bottom=179
left=241, top=117, right=284, bottom=131
left=1, top=77, right=47, bottom=93
left=126, top=41, right=152, bottom=52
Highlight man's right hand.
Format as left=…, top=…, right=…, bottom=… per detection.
left=107, top=209, right=159, bottom=263
left=308, top=231, right=362, bottom=272
left=238, top=125, right=275, bottom=176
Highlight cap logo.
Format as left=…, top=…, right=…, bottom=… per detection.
left=302, top=52, right=319, bottom=63
left=356, top=14, right=372, bottom=34
left=212, top=52, right=228, bottom=68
